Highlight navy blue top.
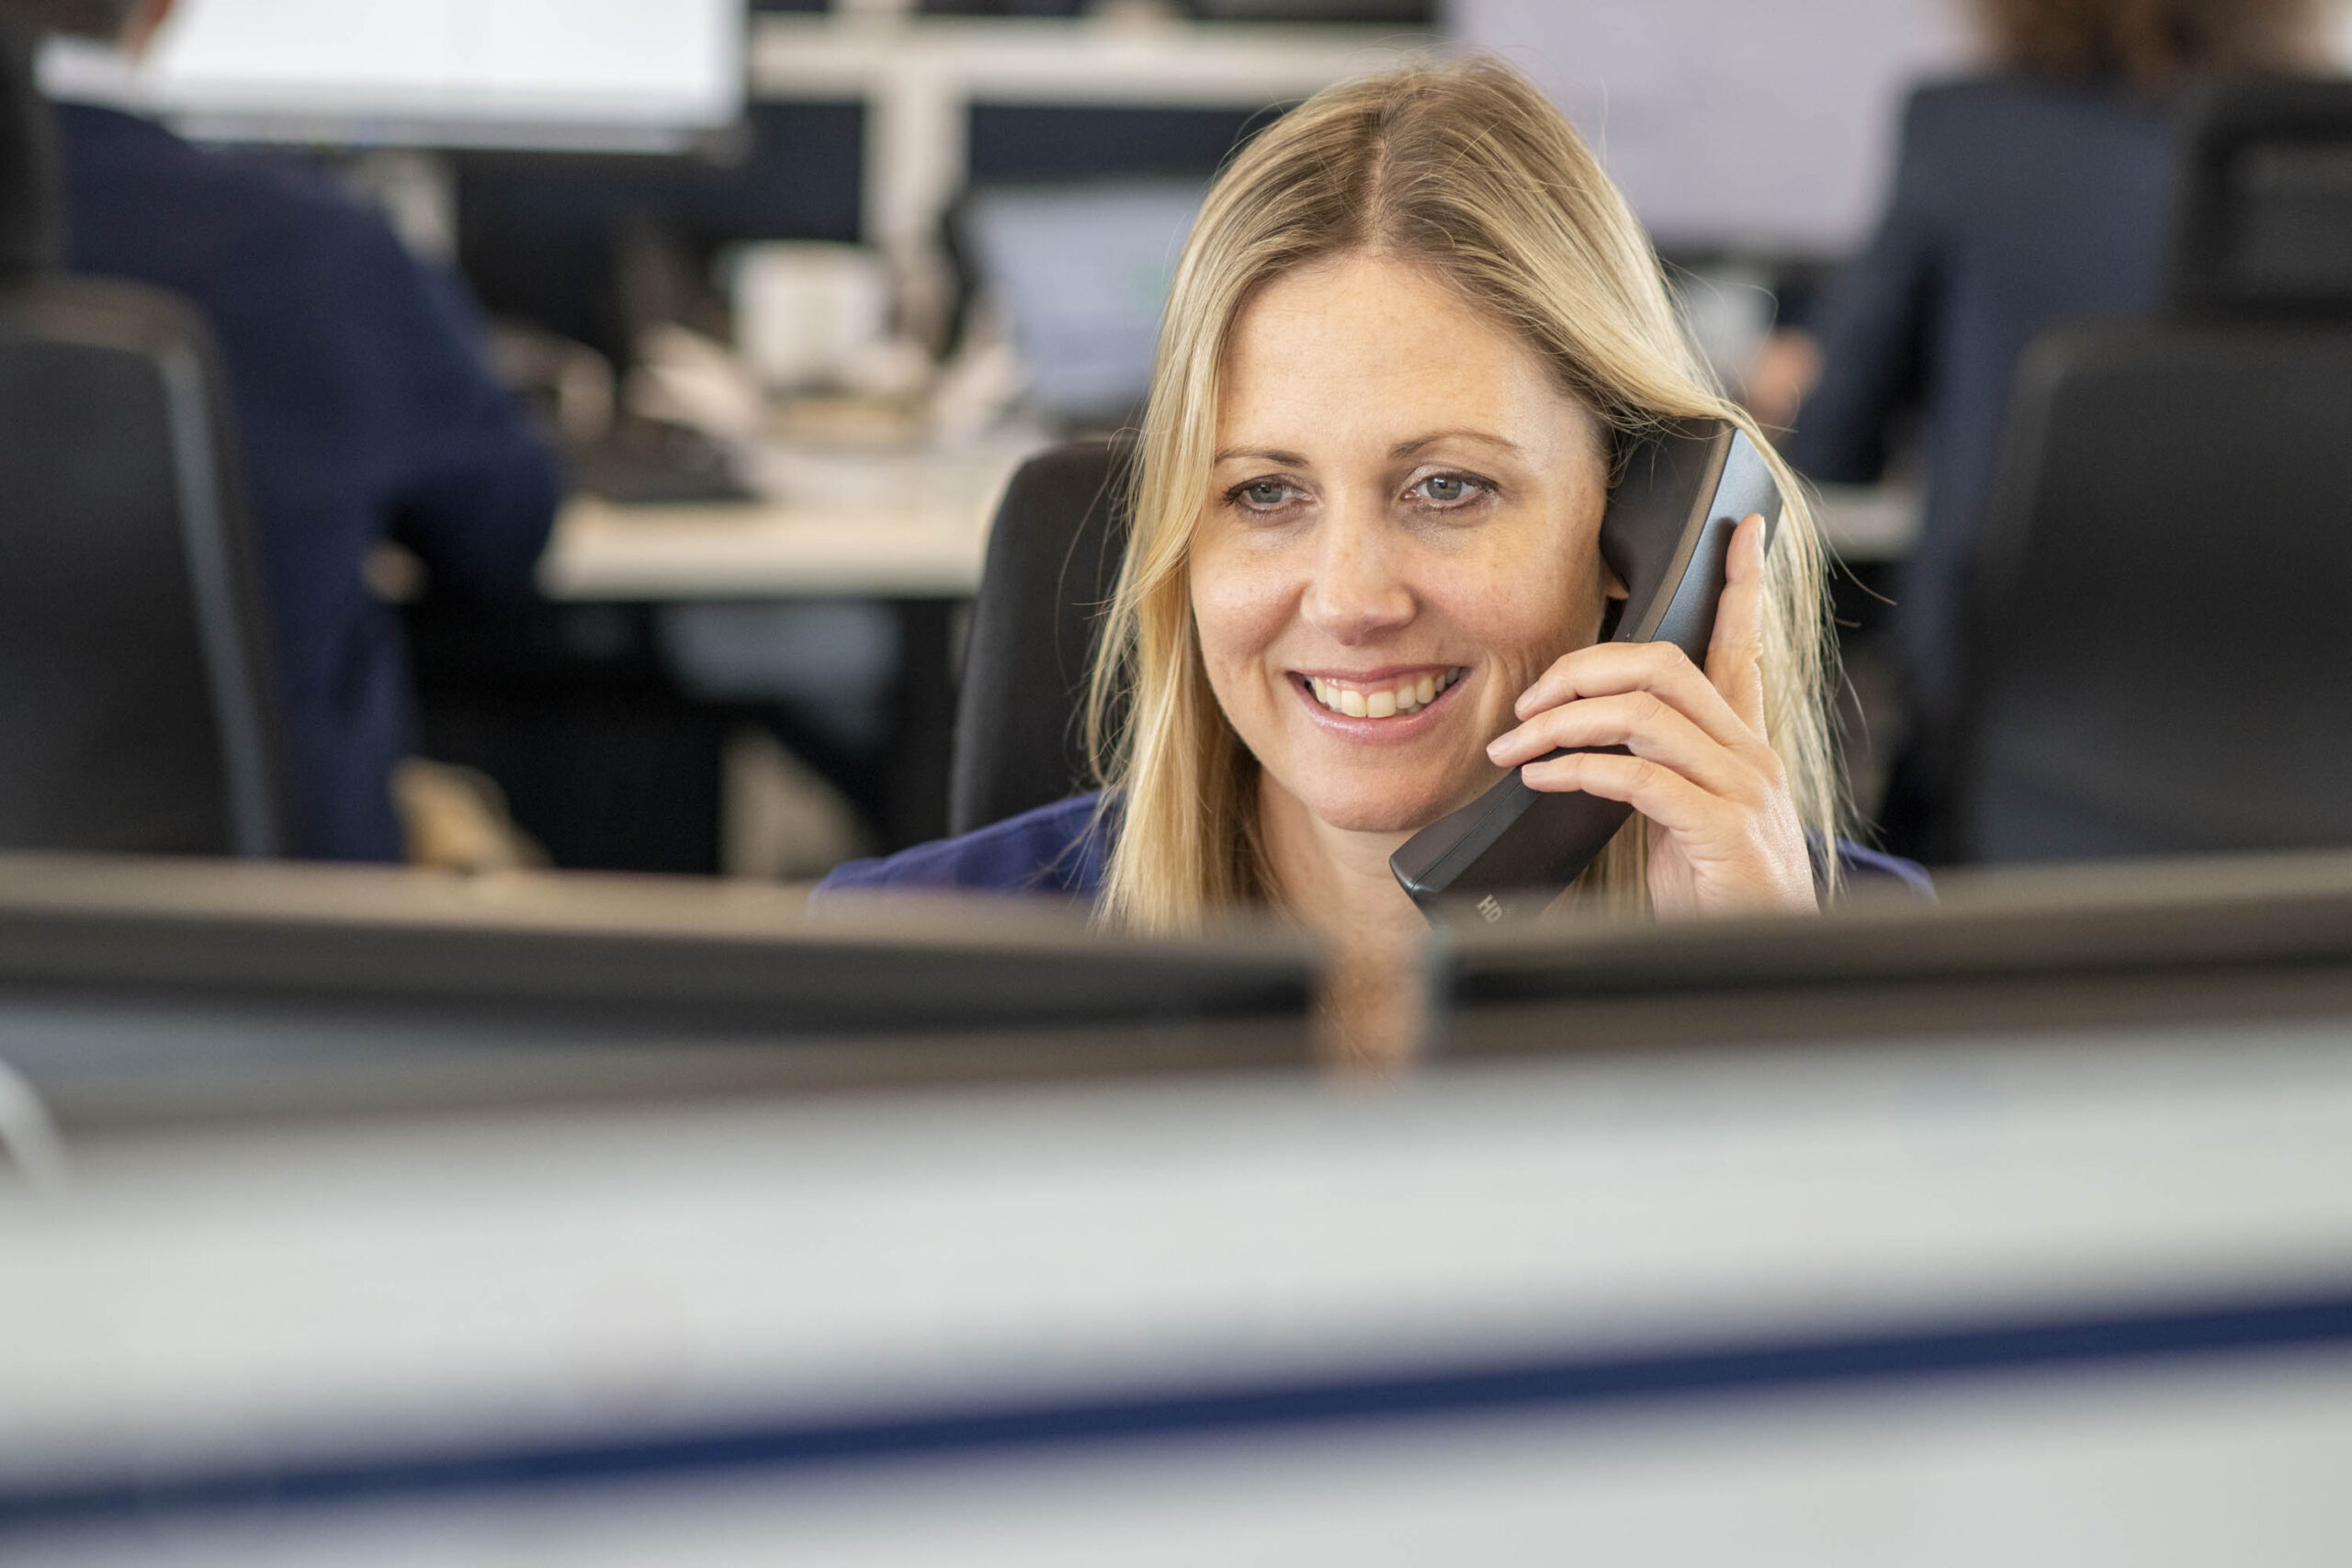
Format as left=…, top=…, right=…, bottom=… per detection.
left=55, top=103, right=561, bottom=862
left=1791, top=75, right=2173, bottom=716
left=819, top=794, right=1935, bottom=904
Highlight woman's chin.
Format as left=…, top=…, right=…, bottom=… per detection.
left=1303, top=781, right=1481, bottom=838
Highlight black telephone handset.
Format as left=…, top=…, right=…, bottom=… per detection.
left=1389, top=419, right=1781, bottom=924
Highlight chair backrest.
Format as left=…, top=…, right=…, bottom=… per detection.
left=2170, top=76, right=2352, bottom=320
left=1945, top=321, right=2352, bottom=863
left=948, top=437, right=1132, bottom=838
left=0, top=22, right=288, bottom=856
left=1944, top=77, right=2352, bottom=865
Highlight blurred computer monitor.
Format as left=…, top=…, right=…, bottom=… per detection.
left=14, top=855, right=2352, bottom=1558
left=39, top=0, right=746, bottom=152
left=1434, top=851, right=2352, bottom=1057
left=0, top=854, right=1317, bottom=1132
left=962, top=181, right=1204, bottom=424
left=2173, top=78, right=2352, bottom=316
left=1448, top=0, right=1969, bottom=255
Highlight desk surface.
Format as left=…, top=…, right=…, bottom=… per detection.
left=544, top=496, right=994, bottom=600
left=540, top=438, right=1038, bottom=602
left=540, top=444, right=1922, bottom=603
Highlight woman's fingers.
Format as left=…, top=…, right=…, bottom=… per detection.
left=1703, top=513, right=1772, bottom=737
left=1491, top=509, right=1815, bottom=920
left=1521, top=748, right=1816, bottom=915
left=1520, top=747, right=1728, bottom=845
left=1487, top=690, right=1766, bottom=804
left=1507, top=638, right=1754, bottom=757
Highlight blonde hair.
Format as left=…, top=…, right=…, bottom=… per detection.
left=1085, top=57, right=1845, bottom=936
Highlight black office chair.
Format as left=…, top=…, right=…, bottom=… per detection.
left=948, top=436, right=1133, bottom=838
left=0, top=22, right=288, bottom=855
left=1945, top=79, right=2352, bottom=863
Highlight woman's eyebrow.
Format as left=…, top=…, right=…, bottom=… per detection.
left=1213, top=446, right=1311, bottom=466
left=1391, top=430, right=1523, bottom=457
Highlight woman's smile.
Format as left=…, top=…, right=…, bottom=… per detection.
left=1289, top=665, right=1471, bottom=739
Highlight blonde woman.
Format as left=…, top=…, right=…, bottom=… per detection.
left=824, top=60, right=1928, bottom=949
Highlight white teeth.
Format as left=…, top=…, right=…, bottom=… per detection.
left=1307, top=677, right=1467, bottom=724
left=1306, top=668, right=1464, bottom=718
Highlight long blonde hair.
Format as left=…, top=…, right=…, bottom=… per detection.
left=1085, top=58, right=1844, bottom=935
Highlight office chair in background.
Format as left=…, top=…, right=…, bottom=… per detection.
left=948, top=437, right=1132, bottom=838
left=1944, top=78, right=2352, bottom=864
left=0, top=21, right=286, bottom=856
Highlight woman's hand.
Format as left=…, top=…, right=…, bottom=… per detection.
left=1483, top=513, right=1817, bottom=919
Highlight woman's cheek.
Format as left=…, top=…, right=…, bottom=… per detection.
left=1190, top=546, right=1298, bottom=682
left=1430, top=570, right=1544, bottom=678
left=1447, top=576, right=1598, bottom=723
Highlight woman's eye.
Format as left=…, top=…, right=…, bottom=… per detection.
left=1411, top=473, right=1485, bottom=506
left=1237, top=479, right=1295, bottom=509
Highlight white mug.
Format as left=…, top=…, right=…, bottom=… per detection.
left=725, top=242, right=893, bottom=393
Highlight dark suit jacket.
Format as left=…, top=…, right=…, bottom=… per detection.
left=1791, top=75, right=2174, bottom=718
left=55, top=102, right=560, bottom=861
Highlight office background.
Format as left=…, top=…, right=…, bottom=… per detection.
left=24, top=0, right=2352, bottom=879
left=15, top=4, right=2352, bottom=1561
left=28, top=0, right=2046, bottom=880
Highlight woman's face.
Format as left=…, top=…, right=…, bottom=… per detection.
left=1190, top=251, right=1615, bottom=837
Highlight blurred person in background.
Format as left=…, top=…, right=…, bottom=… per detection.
left=1760, top=0, right=2325, bottom=859
left=31, top=0, right=561, bottom=861
left=824, top=62, right=1928, bottom=1022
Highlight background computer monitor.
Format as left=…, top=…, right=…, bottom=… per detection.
left=962, top=181, right=1205, bottom=424
left=40, top=0, right=746, bottom=153
left=1448, top=0, right=1971, bottom=256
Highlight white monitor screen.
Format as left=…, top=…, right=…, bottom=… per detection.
left=964, top=182, right=1206, bottom=422
left=1448, top=0, right=1973, bottom=256
left=42, top=0, right=746, bottom=152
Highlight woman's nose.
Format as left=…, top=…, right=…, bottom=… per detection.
left=1299, top=505, right=1415, bottom=644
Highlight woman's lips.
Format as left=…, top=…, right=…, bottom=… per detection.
left=1301, top=665, right=1464, bottom=719
left=1289, top=666, right=1470, bottom=738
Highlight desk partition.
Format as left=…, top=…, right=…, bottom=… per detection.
left=9, top=852, right=2352, bottom=1562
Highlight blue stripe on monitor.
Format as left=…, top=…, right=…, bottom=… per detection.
left=8, top=1283, right=2352, bottom=1530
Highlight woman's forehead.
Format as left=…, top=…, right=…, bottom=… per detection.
left=1215, top=254, right=1594, bottom=459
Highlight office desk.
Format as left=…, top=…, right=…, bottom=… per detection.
left=538, top=439, right=1041, bottom=604
left=523, top=439, right=1043, bottom=850
left=1814, top=481, right=1921, bottom=563
left=545, top=497, right=992, bottom=601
